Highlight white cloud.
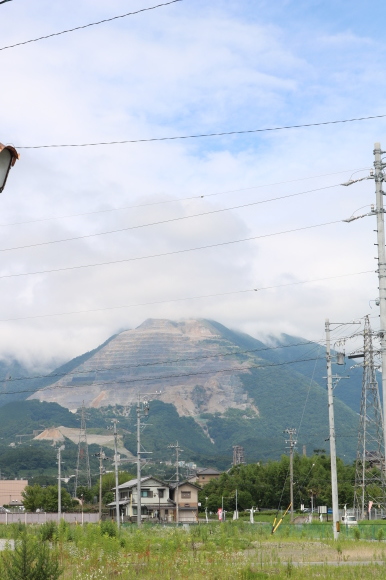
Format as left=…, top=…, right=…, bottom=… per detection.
left=0, top=0, right=384, bottom=368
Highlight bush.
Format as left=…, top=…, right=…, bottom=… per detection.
left=40, top=521, right=57, bottom=542
left=1, top=530, right=62, bottom=580
left=100, top=520, right=117, bottom=538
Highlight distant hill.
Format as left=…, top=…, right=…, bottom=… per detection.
left=18, top=318, right=363, bottom=462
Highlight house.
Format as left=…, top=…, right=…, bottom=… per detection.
left=108, top=476, right=200, bottom=523
left=195, top=467, right=222, bottom=486
left=109, top=476, right=174, bottom=521
left=170, top=481, right=200, bottom=523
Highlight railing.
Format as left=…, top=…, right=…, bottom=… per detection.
left=0, top=512, right=99, bottom=524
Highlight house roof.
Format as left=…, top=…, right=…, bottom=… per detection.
left=196, top=468, right=221, bottom=476
left=107, top=500, right=129, bottom=507
left=113, top=476, right=168, bottom=491
left=170, top=480, right=201, bottom=490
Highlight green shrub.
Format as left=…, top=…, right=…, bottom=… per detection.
left=40, top=521, right=57, bottom=542
left=100, top=520, right=117, bottom=538
left=1, top=530, right=62, bottom=580
left=240, top=567, right=268, bottom=579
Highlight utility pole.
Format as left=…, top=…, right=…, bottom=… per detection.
left=96, top=448, right=108, bottom=521
left=57, top=445, right=65, bottom=523
left=136, top=397, right=150, bottom=527
left=168, top=441, right=183, bottom=525
left=112, top=419, right=120, bottom=530
left=374, top=142, right=386, bottom=457
left=342, top=144, right=386, bottom=464
left=74, top=402, right=91, bottom=498
left=326, top=319, right=340, bottom=540
left=285, top=428, right=297, bottom=523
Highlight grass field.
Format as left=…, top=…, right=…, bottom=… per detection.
left=1, top=520, right=386, bottom=578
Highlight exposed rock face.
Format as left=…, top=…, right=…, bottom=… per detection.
left=29, top=319, right=259, bottom=417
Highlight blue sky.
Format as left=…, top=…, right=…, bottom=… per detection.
left=0, top=0, right=385, bottom=366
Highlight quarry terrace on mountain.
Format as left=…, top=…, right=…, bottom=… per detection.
left=19, top=318, right=362, bottom=463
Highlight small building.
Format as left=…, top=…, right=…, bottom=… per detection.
left=195, top=467, right=222, bottom=486
left=0, top=480, right=28, bottom=506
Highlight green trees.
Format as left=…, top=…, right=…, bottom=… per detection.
left=1, top=531, right=62, bottom=580
left=198, top=454, right=357, bottom=511
left=22, top=485, right=74, bottom=512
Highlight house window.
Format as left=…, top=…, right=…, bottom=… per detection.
left=181, top=491, right=191, bottom=499
left=133, top=507, right=149, bottom=515
left=141, top=489, right=153, bottom=498
left=120, top=492, right=128, bottom=499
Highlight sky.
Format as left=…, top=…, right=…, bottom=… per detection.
left=0, top=0, right=386, bottom=369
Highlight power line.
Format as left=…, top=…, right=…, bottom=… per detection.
left=0, top=269, right=373, bottom=322
left=0, top=184, right=340, bottom=254
left=1, top=340, right=319, bottom=384
left=2, top=355, right=322, bottom=396
left=16, top=114, right=386, bottom=149
left=0, top=1, right=182, bottom=52
left=0, top=167, right=368, bottom=229
left=0, top=218, right=345, bottom=280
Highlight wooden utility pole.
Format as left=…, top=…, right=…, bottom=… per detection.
left=285, top=428, right=297, bottom=523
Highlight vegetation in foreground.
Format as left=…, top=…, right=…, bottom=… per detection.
left=0, top=521, right=386, bottom=579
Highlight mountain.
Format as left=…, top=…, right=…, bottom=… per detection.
left=22, top=318, right=363, bottom=463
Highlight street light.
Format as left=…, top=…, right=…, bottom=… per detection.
left=0, top=144, right=19, bottom=193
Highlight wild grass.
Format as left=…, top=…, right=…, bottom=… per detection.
left=0, top=521, right=385, bottom=579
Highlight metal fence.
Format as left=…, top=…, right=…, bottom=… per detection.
left=0, top=512, right=99, bottom=525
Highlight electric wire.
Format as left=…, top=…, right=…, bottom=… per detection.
left=0, top=1, right=182, bottom=52
left=16, top=114, right=386, bottom=149
left=0, top=218, right=346, bottom=280
left=0, top=355, right=322, bottom=396
left=0, top=167, right=369, bottom=229
left=0, top=269, right=373, bottom=321
left=297, top=347, right=322, bottom=436
left=0, top=184, right=341, bottom=254
left=0, top=340, right=320, bottom=384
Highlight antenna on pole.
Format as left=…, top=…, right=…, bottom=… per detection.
left=74, top=401, right=91, bottom=498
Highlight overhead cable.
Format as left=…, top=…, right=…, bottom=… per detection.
left=16, top=115, right=386, bottom=149
left=0, top=218, right=345, bottom=280
left=0, top=269, right=373, bottom=322
left=0, top=167, right=369, bottom=229
left=1, top=355, right=322, bottom=396
left=0, top=184, right=341, bottom=253
left=0, top=1, right=182, bottom=52
left=1, top=340, right=319, bottom=384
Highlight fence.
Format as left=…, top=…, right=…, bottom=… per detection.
left=271, top=523, right=386, bottom=540
left=0, top=512, right=99, bottom=525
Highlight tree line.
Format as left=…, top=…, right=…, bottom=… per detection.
left=198, top=454, right=360, bottom=512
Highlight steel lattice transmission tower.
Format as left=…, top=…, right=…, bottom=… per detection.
left=74, top=402, right=91, bottom=497
left=354, top=316, right=386, bottom=518
left=232, top=445, right=245, bottom=466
